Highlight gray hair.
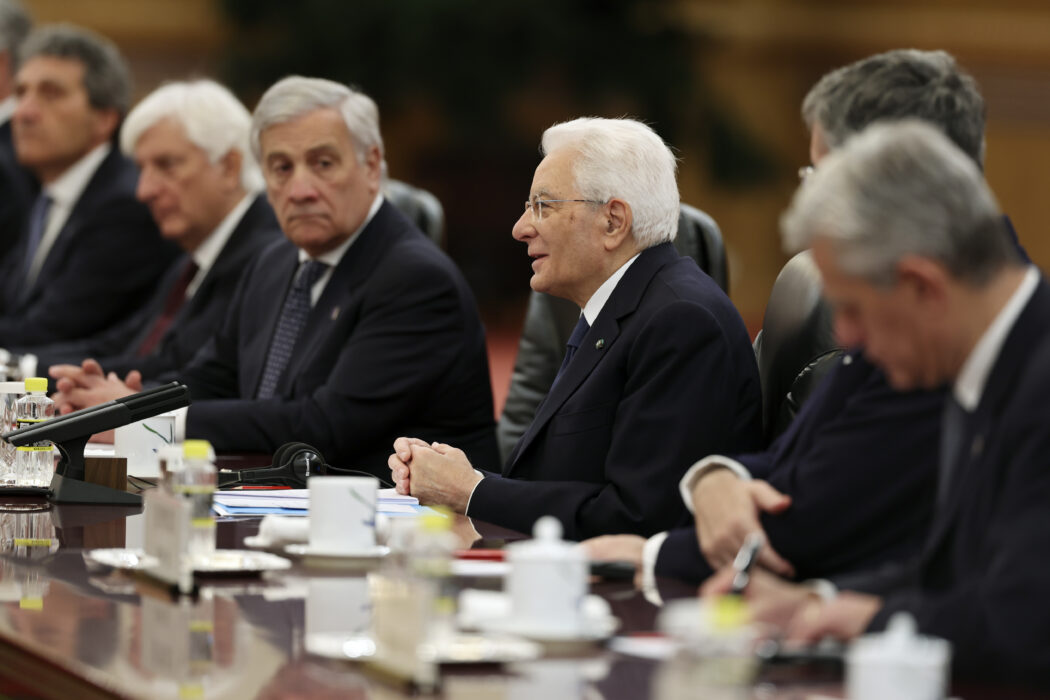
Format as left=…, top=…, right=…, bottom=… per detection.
left=19, top=23, right=131, bottom=116
left=120, top=79, right=264, bottom=191
left=541, top=117, right=679, bottom=250
left=801, top=49, right=985, bottom=167
left=781, top=120, right=1015, bottom=287
left=250, top=75, right=386, bottom=175
left=0, top=0, right=30, bottom=63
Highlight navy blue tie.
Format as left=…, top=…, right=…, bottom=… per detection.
left=256, top=260, right=329, bottom=399
left=552, top=315, right=590, bottom=388
left=21, top=193, right=52, bottom=289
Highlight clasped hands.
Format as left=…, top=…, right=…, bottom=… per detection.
left=48, top=359, right=141, bottom=441
left=387, top=437, right=482, bottom=514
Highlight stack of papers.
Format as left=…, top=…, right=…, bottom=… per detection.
left=212, top=488, right=430, bottom=518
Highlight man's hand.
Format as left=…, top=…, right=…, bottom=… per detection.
left=787, top=592, right=881, bottom=643
left=692, top=467, right=795, bottom=577
left=389, top=436, right=431, bottom=495
left=700, top=565, right=817, bottom=633
left=582, top=534, right=646, bottom=588
left=49, top=359, right=141, bottom=414
left=388, top=438, right=481, bottom=513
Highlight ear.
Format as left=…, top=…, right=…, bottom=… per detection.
left=601, top=197, right=634, bottom=253
left=93, top=108, right=120, bottom=144
left=895, top=255, right=951, bottom=309
left=219, top=149, right=243, bottom=189
left=363, top=145, right=383, bottom=186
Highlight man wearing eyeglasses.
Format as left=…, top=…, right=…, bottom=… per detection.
left=389, top=117, right=762, bottom=540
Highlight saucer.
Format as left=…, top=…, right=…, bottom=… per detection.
left=84, top=548, right=158, bottom=571
left=305, top=631, right=541, bottom=665
left=192, top=549, right=292, bottom=576
left=475, top=612, right=619, bottom=643
left=284, top=543, right=390, bottom=568
left=244, top=535, right=287, bottom=550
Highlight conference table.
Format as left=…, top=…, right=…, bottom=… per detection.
left=0, top=494, right=1044, bottom=700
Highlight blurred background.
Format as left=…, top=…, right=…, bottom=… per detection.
left=20, top=0, right=1050, bottom=409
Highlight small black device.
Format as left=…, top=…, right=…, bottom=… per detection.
left=217, top=442, right=329, bottom=489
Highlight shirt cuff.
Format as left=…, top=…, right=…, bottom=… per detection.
left=640, top=530, right=669, bottom=601
left=463, top=469, right=485, bottom=515
left=678, top=455, right=753, bottom=513
left=803, top=578, right=838, bottom=602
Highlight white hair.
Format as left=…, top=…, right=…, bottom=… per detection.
left=541, top=117, right=679, bottom=249
left=250, top=75, right=386, bottom=177
left=120, top=79, right=263, bottom=191
left=781, top=119, right=1014, bottom=286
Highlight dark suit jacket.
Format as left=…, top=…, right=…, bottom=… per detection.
left=180, top=200, right=499, bottom=476
left=0, top=147, right=179, bottom=346
left=848, top=276, right=1050, bottom=687
left=468, top=242, right=762, bottom=540
left=30, top=195, right=282, bottom=381
left=656, top=351, right=944, bottom=584
left=0, top=120, right=36, bottom=266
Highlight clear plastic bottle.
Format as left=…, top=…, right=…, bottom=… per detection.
left=410, top=509, right=458, bottom=648
left=170, top=439, right=217, bottom=566
left=12, top=378, right=55, bottom=487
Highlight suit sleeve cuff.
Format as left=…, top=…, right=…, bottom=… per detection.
left=679, top=455, right=753, bottom=513
left=463, top=470, right=485, bottom=515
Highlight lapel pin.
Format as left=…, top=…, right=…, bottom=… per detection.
left=595, top=339, right=605, bottom=349
left=331, top=306, right=340, bottom=321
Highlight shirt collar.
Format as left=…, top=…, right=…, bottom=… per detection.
left=0, top=96, right=14, bottom=125
left=192, top=193, right=254, bottom=272
left=953, top=265, right=1040, bottom=411
left=581, top=252, right=641, bottom=325
left=298, top=193, right=384, bottom=267
left=43, top=143, right=110, bottom=208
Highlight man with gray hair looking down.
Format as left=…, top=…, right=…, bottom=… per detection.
left=704, top=119, right=1050, bottom=689
left=52, top=75, right=499, bottom=475
left=390, top=117, right=762, bottom=540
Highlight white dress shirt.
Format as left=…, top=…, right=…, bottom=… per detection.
left=185, top=193, right=256, bottom=298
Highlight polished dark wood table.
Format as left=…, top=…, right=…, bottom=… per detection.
left=0, top=497, right=1044, bottom=700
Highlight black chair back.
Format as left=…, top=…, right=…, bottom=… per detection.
left=384, top=179, right=445, bottom=247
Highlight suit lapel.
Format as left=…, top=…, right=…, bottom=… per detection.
left=503, top=242, right=680, bottom=474
left=277, top=201, right=406, bottom=395
left=922, top=278, right=1050, bottom=555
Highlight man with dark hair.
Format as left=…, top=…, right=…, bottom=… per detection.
left=705, top=120, right=1050, bottom=688
left=0, top=0, right=32, bottom=254
left=0, top=24, right=176, bottom=347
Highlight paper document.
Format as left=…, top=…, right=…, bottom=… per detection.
left=212, top=485, right=421, bottom=517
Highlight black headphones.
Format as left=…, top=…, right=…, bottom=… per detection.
left=217, top=442, right=393, bottom=489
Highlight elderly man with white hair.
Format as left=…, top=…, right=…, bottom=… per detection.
left=42, top=78, right=280, bottom=382
left=54, top=76, right=500, bottom=477
left=390, top=117, right=762, bottom=540
left=703, top=120, right=1050, bottom=688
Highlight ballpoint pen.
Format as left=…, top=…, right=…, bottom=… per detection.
left=729, top=532, right=764, bottom=595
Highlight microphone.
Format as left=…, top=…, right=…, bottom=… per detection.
left=3, top=382, right=191, bottom=505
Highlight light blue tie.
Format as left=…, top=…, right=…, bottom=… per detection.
left=256, top=260, right=329, bottom=399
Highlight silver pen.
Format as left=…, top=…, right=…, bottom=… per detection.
left=729, top=532, right=764, bottom=594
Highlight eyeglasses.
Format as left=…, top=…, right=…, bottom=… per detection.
left=524, top=197, right=606, bottom=222
left=797, top=165, right=815, bottom=182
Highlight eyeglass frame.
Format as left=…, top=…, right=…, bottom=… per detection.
left=524, top=197, right=607, bottom=222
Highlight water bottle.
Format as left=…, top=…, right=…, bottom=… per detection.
left=12, top=378, right=55, bottom=487
left=170, top=439, right=217, bottom=566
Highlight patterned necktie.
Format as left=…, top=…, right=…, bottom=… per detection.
left=136, top=258, right=199, bottom=357
left=256, top=260, right=329, bottom=399
left=551, top=315, right=590, bottom=389
left=21, top=193, right=52, bottom=292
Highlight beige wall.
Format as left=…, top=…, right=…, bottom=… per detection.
left=669, top=0, right=1050, bottom=330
